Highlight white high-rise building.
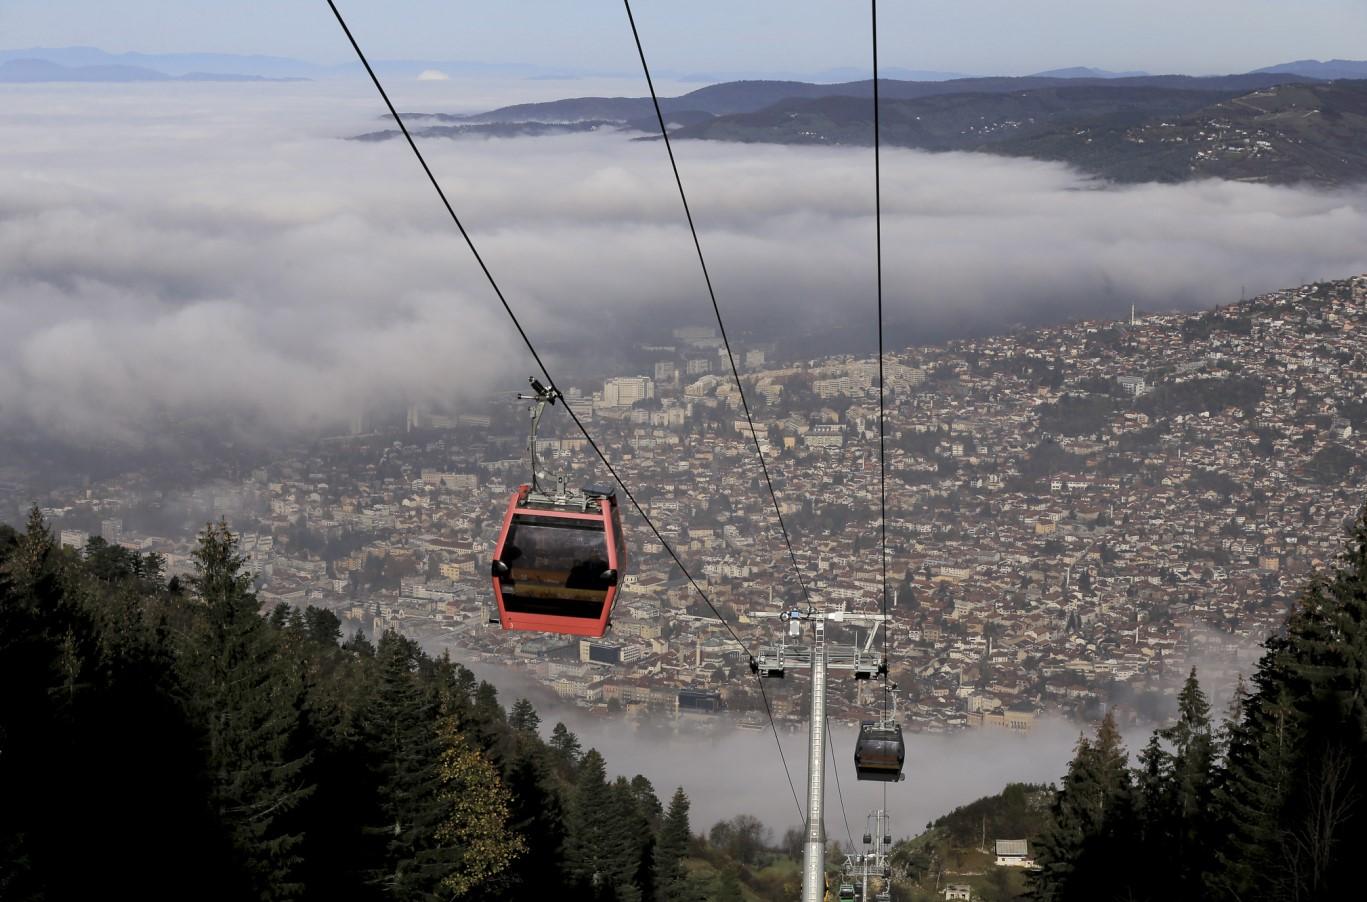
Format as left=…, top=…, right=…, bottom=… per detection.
left=602, top=376, right=655, bottom=408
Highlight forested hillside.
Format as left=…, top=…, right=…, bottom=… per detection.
left=1032, top=503, right=1367, bottom=901
left=885, top=784, right=1052, bottom=901
left=0, top=511, right=751, bottom=901
left=11, top=501, right=1367, bottom=900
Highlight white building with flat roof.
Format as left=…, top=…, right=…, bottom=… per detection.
left=602, top=376, right=655, bottom=408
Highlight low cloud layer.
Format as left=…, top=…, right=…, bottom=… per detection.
left=4, top=82, right=1367, bottom=448
left=570, top=714, right=1097, bottom=840
left=453, top=650, right=1160, bottom=839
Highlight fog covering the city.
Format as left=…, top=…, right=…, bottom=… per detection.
left=560, top=712, right=1102, bottom=842
left=5, top=79, right=1367, bottom=449
left=0, top=78, right=1292, bottom=835
left=452, top=650, right=1164, bottom=840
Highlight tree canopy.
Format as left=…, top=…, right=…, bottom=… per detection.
left=1033, top=503, right=1367, bottom=902
left=0, top=513, right=709, bottom=902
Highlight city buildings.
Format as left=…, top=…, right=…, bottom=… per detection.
left=11, top=275, right=1367, bottom=735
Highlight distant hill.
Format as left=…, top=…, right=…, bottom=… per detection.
left=812, top=65, right=970, bottom=82
left=659, top=78, right=1367, bottom=186
left=352, top=119, right=630, bottom=142
left=0, top=58, right=172, bottom=82
left=439, top=73, right=1306, bottom=126
left=0, top=46, right=323, bottom=78
left=994, top=79, right=1367, bottom=185
left=1030, top=67, right=1150, bottom=79
left=1253, top=58, right=1367, bottom=80
left=0, top=45, right=621, bottom=81
left=669, top=84, right=1241, bottom=151
left=375, top=70, right=1367, bottom=185
left=0, top=58, right=303, bottom=83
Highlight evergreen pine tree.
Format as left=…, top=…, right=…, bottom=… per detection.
left=187, top=520, right=313, bottom=900
left=509, top=697, right=541, bottom=733
left=1032, top=710, right=1134, bottom=901
left=656, top=788, right=697, bottom=902
left=460, top=677, right=510, bottom=770
left=1266, top=518, right=1367, bottom=896
left=1209, top=509, right=1367, bottom=899
left=303, top=605, right=342, bottom=645
left=474, top=680, right=506, bottom=726
left=344, top=628, right=377, bottom=657
left=1203, top=507, right=1367, bottom=900
left=431, top=651, right=475, bottom=729
left=1, top=506, right=698, bottom=902
left=269, top=601, right=293, bottom=629
left=567, top=749, right=627, bottom=897
left=2, top=512, right=242, bottom=900
left=551, top=721, right=584, bottom=772
left=361, top=630, right=448, bottom=898
left=631, top=774, right=665, bottom=830
left=1161, top=669, right=1215, bottom=894
left=710, top=865, right=743, bottom=902
left=453, top=663, right=478, bottom=703
left=1211, top=673, right=1248, bottom=770
left=503, top=745, right=572, bottom=902
left=1132, top=729, right=1173, bottom=888
left=6, top=506, right=57, bottom=599
left=1208, top=642, right=1301, bottom=901
left=289, top=679, right=385, bottom=902
left=609, top=776, right=652, bottom=902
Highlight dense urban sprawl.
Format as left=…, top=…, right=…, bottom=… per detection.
left=9, top=275, right=1367, bottom=735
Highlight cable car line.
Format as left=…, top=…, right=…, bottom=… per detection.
left=871, top=0, right=891, bottom=719
left=324, top=1, right=545, bottom=396
left=869, top=3, right=896, bottom=821
left=322, top=0, right=726, bottom=651
left=764, top=681, right=807, bottom=821
left=621, top=0, right=815, bottom=612
left=827, top=720, right=857, bottom=851
left=323, top=0, right=805, bottom=826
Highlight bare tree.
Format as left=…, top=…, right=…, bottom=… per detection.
left=1279, top=743, right=1358, bottom=901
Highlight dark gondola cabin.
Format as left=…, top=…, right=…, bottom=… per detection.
left=853, top=721, right=905, bottom=782
left=491, top=483, right=626, bottom=637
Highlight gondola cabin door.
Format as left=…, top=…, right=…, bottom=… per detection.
left=491, top=484, right=625, bottom=637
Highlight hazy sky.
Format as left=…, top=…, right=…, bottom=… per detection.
left=5, top=0, right=1367, bottom=77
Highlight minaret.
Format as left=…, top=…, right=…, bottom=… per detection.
left=1130, top=303, right=1136, bottom=326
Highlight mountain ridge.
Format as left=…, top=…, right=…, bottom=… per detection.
left=433, top=73, right=1310, bottom=127
left=666, top=79, right=1367, bottom=186
left=1253, top=57, right=1367, bottom=80
left=1030, top=66, right=1150, bottom=78
left=364, top=74, right=1367, bottom=186
left=0, top=58, right=306, bottom=83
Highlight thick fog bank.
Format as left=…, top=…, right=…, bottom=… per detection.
left=5, top=82, right=1367, bottom=450
left=449, top=647, right=1148, bottom=840
left=558, top=714, right=1103, bottom=840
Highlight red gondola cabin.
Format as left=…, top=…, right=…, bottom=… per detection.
left=490, top=483, right=626, bottom=637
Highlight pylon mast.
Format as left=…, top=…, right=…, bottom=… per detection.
left=843, top=809, right=894, bottom=901
left=748, top=605, right=890, bottom=902
left=802, top=619, right=828, bottom=902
